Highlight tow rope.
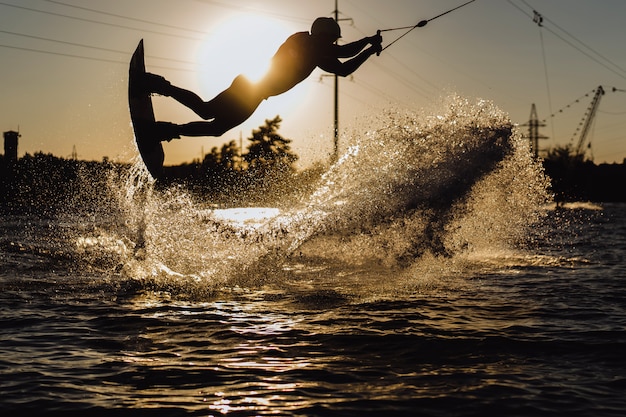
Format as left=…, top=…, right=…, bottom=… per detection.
left=377, top=0, right=477, bottom=54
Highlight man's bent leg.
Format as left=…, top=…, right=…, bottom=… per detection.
left=153, top=74, right=264, bottom=139
left=178, top=120, right=236, bottom=138
left=152, top=120, right=227, bottom=141
left=146, top=73, right=216, bottom=120
left=169, top=94, right=263, bottom=138
left=159, top=85, right=217, bottom=120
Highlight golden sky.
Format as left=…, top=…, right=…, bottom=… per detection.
left=2, top=0, right=626, bottom=166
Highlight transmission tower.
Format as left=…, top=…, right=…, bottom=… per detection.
left=522, top=103, right=548, bottom=158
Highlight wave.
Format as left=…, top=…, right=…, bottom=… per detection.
left=114, top=95, right=548, bottom=286
left=1, top=94, right=552, bottom=297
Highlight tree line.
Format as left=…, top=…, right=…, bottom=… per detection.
left=542, top=144, right=626, bottom=202
left=2, top=117, right=626, bottom=217
left=0, top=116, right=324, bottom=216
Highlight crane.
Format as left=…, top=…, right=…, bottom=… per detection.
left=573, top=85, right=604, bottom=158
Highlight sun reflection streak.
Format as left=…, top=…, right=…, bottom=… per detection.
left=207, top=380, right=303, bottom=415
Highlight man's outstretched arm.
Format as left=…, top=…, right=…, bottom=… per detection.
left=335, top=33, right=382, bottom=58
left=319, top=42, right=382, bottom=77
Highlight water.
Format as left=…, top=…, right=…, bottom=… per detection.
left=1, top=96, right=625, bottom=416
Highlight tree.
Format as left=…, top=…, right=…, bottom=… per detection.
left=220, top=140, right=240, bottom=171
left=545, top=144, right=584, bottom=166
left=543, top=144, right=593, bottom=202
left=201, top=147, right=221, bottom=173
left=191, top=116, right=300, bottom=204
left=201, top=141, right=241, bottom=173
left=244, top=116, right=298, bottom=175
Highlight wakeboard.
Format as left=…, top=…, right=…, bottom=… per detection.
left=128, top=39, right=164, bottom=179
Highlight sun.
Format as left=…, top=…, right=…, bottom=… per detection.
left=184, top=12, right=316, bottom=149
left=195, top=13, right=294, bottom=92
left=152, top=11, right=334, bottom=168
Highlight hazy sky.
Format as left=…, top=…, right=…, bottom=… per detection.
left=2, top=0, right=626, bottom=166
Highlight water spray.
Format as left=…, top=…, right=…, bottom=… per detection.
left=377, top=0, right=477, bottom=55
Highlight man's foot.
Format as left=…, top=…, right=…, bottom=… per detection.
left=142, top=73, right=172, bottom=95
left=152, top=122, right=181, bottom=142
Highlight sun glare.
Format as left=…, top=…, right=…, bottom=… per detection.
left=180, top=12, right=316, bottom=155
left=196, top=14, right=293, bottom=90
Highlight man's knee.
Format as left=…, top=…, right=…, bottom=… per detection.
left=209, top=123, right=232, bottom=137
left=197, top=103, right=215, bottom=120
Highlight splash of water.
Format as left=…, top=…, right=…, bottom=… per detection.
left=79, top=94, right=551, bottom=295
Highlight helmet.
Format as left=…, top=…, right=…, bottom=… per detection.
left=311, top=17, right=341, bottom=39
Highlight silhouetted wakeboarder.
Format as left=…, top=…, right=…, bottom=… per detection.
left=128, top=18, right=382, bottom=178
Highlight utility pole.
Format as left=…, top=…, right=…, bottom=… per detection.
left=239, top=130, right=244, bottom=170
left=333, top=2, right=340, bottom=162
left=522, top=103, right=548, bottom=158
left=331, top=0, right=353, bottom=163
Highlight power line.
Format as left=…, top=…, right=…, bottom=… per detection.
left=343, top=0, right=526, bottom=105
left=0, top=1, right=216, bottom=70
left=318, top=77, right=375, bottom=110
left=369, top=57, right=436, bottom=100
left=519, top=0, right=626, bottom=77
left=0, top=43, right=126, bottom=65
left=42, top=0, right=210, bottom=36
left=0, top=43, right=194, bottom=72
left=350, top=76, right=415, bottom=108
left=598, top=109, right=626, bottom=116
left=343, top=18, right=439, bottom=98
left=541, top=13, right=626, bottom=78
left=193, top=0, right=311, bottom=25
left=0, top=29, right=196, bottom=65
left=4, top=0, right=429, bottom=102
left=0, top=2, right=203, bottom=41
left=537, top=18, right=555, bottom=143
left=540, top=25, right=626, bottom=81
left=339, top=3, right=437, bottom=100
left=509, top=0, right=626, bottom=80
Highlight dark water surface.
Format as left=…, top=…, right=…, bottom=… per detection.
left=3, top=212, right=625, bottom=416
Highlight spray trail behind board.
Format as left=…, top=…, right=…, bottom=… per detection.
left=111, top=94, right=550, bottom=293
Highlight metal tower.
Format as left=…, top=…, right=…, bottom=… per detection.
left=3, top=130, right=20, bottom=166
left=522, top=103, right=548, bottom=158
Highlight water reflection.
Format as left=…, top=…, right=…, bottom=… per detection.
left=117, top=293, right=316, bottom=413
